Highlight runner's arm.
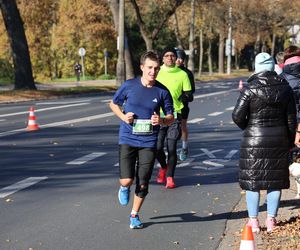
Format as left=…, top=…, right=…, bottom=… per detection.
left=109, top=101, right=134, bottom=124
left=161, top=114, right=174, bottom=125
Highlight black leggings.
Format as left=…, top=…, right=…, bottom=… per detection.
left=156, top=120, right=181, bottom=177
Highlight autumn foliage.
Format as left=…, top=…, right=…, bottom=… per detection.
left=1, top=0, right=300, bottom=82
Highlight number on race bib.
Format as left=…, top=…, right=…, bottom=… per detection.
left=132, top=119, right=153, bottom=135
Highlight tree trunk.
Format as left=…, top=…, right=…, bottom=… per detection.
left=124, top=27, right=135, bottom=79
left=0, top=0, right=36, bottom=90
left=108, top=0, right=134, bottom=79
left=218, top=33, right=224, bottom=73
left=235, top=52, right=239, bottom=69
left=208, top=39, right=212, bottom=75
left=261, top=41, right=267, bottom=52
left=116, top=0, right=125, bottom=86
left=255, top=31, right=260, bottom=55
left=271, top=32, right=276, bottom=56
left=173, top=13, right=183, bottom=49
left=187, top=0, right=195, bottom=74
left=197, top=28, right=203, bottom=77
left=143, top=36, right=153, bottom=51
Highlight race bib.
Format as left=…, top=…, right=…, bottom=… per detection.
left=132, top=119, right=153, bottom=134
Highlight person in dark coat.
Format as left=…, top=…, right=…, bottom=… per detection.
left=232, top=52, right=297, bottom=233
left=280, top=45, right=300, bottom=147
left=74, top=62, right=82, bottom=82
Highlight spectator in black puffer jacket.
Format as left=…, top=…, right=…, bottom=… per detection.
left=232, top=52, right=297, bottom=233
left=280, top=45, right=300, bottom=147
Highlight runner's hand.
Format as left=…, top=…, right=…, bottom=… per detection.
left=151, top=112, right=160, bottom=126
left=124, top=112, right=134, bottom=124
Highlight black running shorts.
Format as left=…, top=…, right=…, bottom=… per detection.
left=181, top=102, right=190, bottom=120
left=119, top=144, right=156, bottom=184
left=167, top=119, right=181, bottom=140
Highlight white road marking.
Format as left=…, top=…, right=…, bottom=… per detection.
left=192, top=165, right=224, bottom=171
left=225, top=106, right=234, bottom=111
left=0, top=103, right=89, bottom=118
left=66, top=152, right=107, bottom=165
left=208, top=112, right=223, bottom=116
left=215, top=85, right=229, bottom=89
left=40, top=112, right=114, bottom=128
left=191, top=148, right=223, bottom=159
left=202, top=159, right=224, bottom=167
left=224, top=150, right=238, bottom=159
left=188, top=118, right=206, bottom=123
left=0, top=112, right=114, bottom=138
left=36, top=100, right=91, bottom=105
left=100, top=99, right=112, bottom=103
left=0, top=177, right=48, bottom=198
left=177, top=159, right=195, bottom=168
left=194, top=89, right=234, bottom=99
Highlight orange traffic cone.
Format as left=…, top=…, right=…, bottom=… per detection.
left=239, top=225, right=256, bottom=250
left=238, top=80, right=244, bottom=91
left=26, top=106, right=39, bottom=131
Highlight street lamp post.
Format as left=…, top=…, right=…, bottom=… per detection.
left=116, top=0, right=125, bottom=86
left=226, top=1, right=232, bottom=75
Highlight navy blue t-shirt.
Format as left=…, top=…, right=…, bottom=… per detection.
left=112, top=77, right=174, bottom=148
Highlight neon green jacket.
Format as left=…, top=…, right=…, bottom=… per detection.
left=157, top=64, right=191, bottom=113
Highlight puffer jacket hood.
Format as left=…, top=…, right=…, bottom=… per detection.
left=282, top=63, right=300, bottom=89
left=247, top=71, right=290, bottom=104
left=283, top=62, right=300, bottom=76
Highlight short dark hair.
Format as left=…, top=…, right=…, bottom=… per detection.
left=140, top=51, right=160, bottom=65
left=175, top=48, right=186, bottom=60
left=284, top=45, right=300, bottom=62
left=161, top=46, right=177, bottom=60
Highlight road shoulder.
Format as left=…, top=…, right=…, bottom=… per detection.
left=218, top=177, right=299, bottom=249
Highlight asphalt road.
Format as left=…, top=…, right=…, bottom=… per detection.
left=0, top=78, right=246, bottom=250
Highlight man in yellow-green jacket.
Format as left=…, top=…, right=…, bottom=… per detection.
left=155, top=46, right=192, bottom=188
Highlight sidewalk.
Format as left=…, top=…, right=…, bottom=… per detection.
left=0, top=79, right=117, bottom=91
left=218, top=177, right=300, bottom=249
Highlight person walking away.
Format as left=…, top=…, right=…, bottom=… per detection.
left=74, top=62, right=82, bottom=82
left=109, top=51, right=174, bottom=229
left=274, top=51, right=284, bottom=75
left=280, top=45, right=300, bottom=147
left=175, top=48, right=195, bottom=161
left=156, top=47, right=192, bottom=188
left=232, top=52, right=297, bottom=233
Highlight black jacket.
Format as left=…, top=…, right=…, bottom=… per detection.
left=232, top=71, right=297, bottom=191
left=281, top=62, right=300, bottom=122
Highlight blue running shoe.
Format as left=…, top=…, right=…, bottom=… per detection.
left=118, top=186, right=130, bottom=206
left=179, top=148, right=188, bottom=161
left=129, top=214, right=143, bottom=229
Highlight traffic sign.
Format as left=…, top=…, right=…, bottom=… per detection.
left=78, top=47, right=86, bottom=57
left=104, top=48, right=109, bottom=58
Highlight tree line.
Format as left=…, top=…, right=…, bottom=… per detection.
left=0, top=0, right=300, bottom=89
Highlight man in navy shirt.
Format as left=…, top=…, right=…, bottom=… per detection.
left=109, top=51, right=174, bottom=229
